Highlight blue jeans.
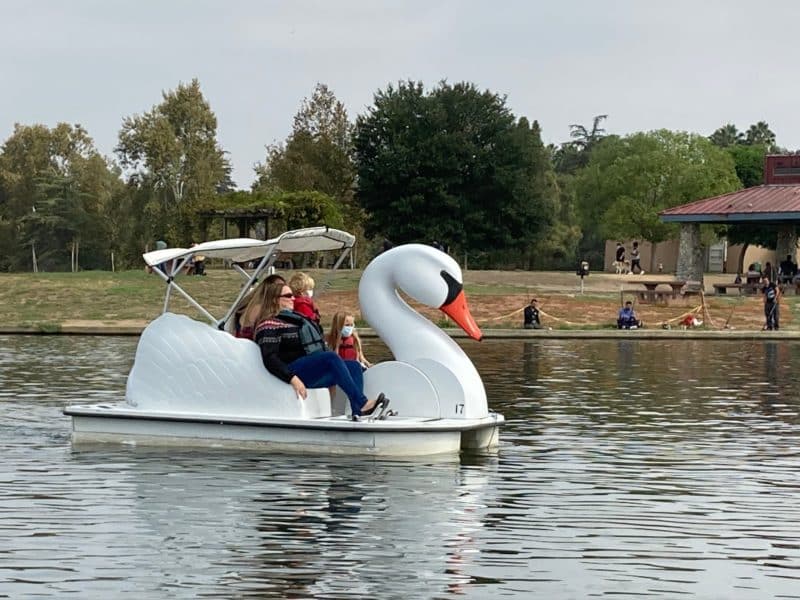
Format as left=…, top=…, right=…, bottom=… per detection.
left=289, top=351, right=368, bottom=415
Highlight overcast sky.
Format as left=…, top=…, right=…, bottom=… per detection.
left=3, top=0, right=800, bottom=188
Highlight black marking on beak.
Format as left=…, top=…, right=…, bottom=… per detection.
left=440, top=270, right=462, bottom=306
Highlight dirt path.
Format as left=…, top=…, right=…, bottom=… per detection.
left=315, top=271, right=793, bottom=331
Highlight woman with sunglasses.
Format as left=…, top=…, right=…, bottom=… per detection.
left=246, top=282, right=386, bottom=418
left=233, top=273, right=287, bottom=339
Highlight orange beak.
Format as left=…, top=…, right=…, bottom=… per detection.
left=440, top=290, right=483, bottom=341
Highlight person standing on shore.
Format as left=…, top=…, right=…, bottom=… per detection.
left=762, top=276, right=780, bottom=330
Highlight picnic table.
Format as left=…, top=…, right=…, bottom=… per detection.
left=639, top=280, right=686, bottom=297
left=625, top=280, right=685, bottom=305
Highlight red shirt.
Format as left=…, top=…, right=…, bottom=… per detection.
left=338, top=336, right=358, bottom=361
left=234, top=325, right=254, bottom=340
left=293, top=295, right=320, bottom=323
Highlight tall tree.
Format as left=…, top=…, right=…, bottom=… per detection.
left=0, top=123, right=115, bottom=270
left=569, top=114, right=608, bottom=151
left=709, top=123, right=744, bottom=148
left=726, top=144, right=766, bottom=188
left=253, top=83, right=357, bottom=221
left=354, top=80, right=559, bottom=264
left=116, top=79, right=229, bottom=244
left=574, top=130, right=741, bottom=271
left=552, top=115, right=609, bottom=175
left=744, top=121, right=776, bottom=148
left=710, top=121, right=778, bottom=152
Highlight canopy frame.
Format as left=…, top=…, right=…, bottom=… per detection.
left=144, top=227, right=356, bottom=329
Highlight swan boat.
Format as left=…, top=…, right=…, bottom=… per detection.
left=64, top=227, right=504, bottom=456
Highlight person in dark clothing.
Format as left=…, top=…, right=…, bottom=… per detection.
left=762, top=276, right=780, bottom=330
left=630, top=241, right=643, bottom=274
left=252, top=283, right=387, bottom=418
left=523, top=299, right=543, bottom=329
left=746, top=263, right=761, bottom=285
left=615, top=242, right=625, bottom=264
left=764, top=261, right=774, bottom=283
left=779, top=254, right=797, bottom=284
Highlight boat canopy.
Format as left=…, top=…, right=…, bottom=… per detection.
left=143, top=227, right=355, bottom=267
left=144, top=226, right=356, bottom=328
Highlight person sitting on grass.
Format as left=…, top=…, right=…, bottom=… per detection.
left=617, top=301, right=642, bottom=329
left=523, top=299, right=543, bottom=329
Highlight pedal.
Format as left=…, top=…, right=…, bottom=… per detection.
left=374, top=399, right=391, bottom=420
left=379, top=409, right=397, bottom=420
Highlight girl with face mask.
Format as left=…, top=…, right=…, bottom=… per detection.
left=326, top=312, right=371, bottom=368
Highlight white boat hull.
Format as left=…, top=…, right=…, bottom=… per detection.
left=65, top=404, right=504, bottom=457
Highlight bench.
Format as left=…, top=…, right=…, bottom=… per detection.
left=780, top=281, right=800, bottom=295
left=641, top=280, right=686, bottom=297
left=713, top=283, right=761, bottom=295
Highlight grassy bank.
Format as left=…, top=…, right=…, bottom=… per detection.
left=0, top=269, right=796, bottom=331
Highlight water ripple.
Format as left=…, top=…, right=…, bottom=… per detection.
left=0, top=336, right=799, bottom=598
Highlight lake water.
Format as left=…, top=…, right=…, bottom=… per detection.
left=1, top=335, right=799, bottom=599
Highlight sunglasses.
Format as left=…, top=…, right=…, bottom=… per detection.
left=279, top=293, right=294, bottom=299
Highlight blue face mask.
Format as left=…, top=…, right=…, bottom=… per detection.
left=341, top=325, right=354, bottom=338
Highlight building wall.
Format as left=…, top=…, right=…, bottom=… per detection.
left=604, top=239, right=799, bottom=274
left=764, top=155, right=800, bottom=184
left=727, top=245, right=799, bottom=275
left=603, top=239, right=680, bottom=273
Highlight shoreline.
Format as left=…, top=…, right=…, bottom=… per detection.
left=1, top=323, right=798, bottom=340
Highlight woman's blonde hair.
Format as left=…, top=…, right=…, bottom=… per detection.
left=241, top=282, right=287, bottom=330
left=289, top=272, right=315, bottom=295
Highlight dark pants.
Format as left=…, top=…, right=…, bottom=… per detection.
left=765, top=303, right=779, bottom=330
left=618, top=318, right=641, bottom=329
left=524, top=322, right=543, bottom=329
left=289, top=351, right=368, bottom=415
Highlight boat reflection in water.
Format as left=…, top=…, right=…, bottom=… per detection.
left=66, top=447, right=496, bottom=598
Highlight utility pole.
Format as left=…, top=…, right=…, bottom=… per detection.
left=31, top=205, right=38, bottom=273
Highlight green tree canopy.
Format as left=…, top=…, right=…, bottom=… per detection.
left=552, top=115, right=610, bottom=174
left=116, top=79, right=229, bottom=244
left=574, top=130, right=741, bottom=268
left=0, top=123, right=119, bottom=270
left=253, top=83, right=357, bottom=219
left=744, top=121, right=776, bottom=148
left=726, top=144, right=766, bottom=188
left=353, top=80, right=560, bottom=264
left=709, top=123, right=743, bottom=148
left=201, top=189, right=343, bottom=231
left=709, top=120, right=779, bottom=152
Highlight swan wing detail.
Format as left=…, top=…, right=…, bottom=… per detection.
left=126, top=313, right=330, bottom=418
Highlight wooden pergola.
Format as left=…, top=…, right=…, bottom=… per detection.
left=197, top=206, right=286, bottom=241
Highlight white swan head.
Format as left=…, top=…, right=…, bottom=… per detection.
left=361, top=244, right=482, bottom=340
